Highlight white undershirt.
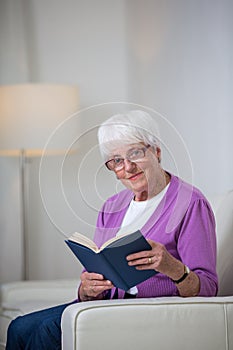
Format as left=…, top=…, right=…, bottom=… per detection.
left=117, top=184, right=170, bottom=295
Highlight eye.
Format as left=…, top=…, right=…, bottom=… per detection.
left=128, top=148, right=142, bottom=160
left=114, top=157, right=123, bottom=165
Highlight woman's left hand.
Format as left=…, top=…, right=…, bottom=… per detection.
left=127, top=239, right=200, bottom=297
left=126, top=239, right=184, bottom=279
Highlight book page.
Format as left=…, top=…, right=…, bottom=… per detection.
left=100, top=231, right=136, bottom=250
left=68, top=230, right=142, bottom=253
left=68, top=232, right=98, bottom=252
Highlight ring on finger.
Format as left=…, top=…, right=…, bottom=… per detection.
left=148, top=257, right=152, bottom=264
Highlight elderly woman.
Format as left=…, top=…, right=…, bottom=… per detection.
left=6, top=110, right=218, bottom=349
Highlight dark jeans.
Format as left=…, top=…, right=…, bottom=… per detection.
left=6, top=301, right=76, bottom=350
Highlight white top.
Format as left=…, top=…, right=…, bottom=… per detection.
left=117, top=184, right=169, bottom=236
left=117, top=184, right=170, bottom=295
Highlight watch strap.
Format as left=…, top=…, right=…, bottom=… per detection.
left=171, top=265, right=190, bottom=284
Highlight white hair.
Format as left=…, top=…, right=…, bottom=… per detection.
left=98, top=110, right=160, bottom=160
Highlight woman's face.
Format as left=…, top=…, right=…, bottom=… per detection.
left=107, top=143, right=163, bottom=201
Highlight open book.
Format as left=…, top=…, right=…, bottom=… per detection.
left=65, top=230, right=157, bottom=291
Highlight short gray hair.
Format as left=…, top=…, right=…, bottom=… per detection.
left=98, top=110, right=160, bottom=160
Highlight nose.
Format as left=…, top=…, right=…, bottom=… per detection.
left=124, top=159, right=136, bottom=172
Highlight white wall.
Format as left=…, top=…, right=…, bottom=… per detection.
left=1, top=0, right=232, bottom=282
left=25, top=0, right=129, bottom=106
left=0, top=0, right=30, bottom=83
left=126, top=0, right=233, bottom=195
left=0, top=0, right=130, bottom=281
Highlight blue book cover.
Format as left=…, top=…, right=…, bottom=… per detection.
left=65, top=230, right=157, bottom=291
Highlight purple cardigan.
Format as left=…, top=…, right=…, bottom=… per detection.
left=93, top=174, right=218, bottom=298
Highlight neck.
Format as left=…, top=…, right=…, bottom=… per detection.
left=134, top=170, right=170, bottom=202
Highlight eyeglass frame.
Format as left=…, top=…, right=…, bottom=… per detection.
left=105, top=144, right=151, bottom=171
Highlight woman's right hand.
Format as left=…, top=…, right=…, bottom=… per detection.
left=78, top=271, right=114, bottom=301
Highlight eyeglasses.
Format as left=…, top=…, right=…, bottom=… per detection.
left=105, top=145, right=151, bottom=171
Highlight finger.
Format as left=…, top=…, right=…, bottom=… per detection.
left=90, top=279, right=113, bottom=288
left=89, top=284, right=107, bottom=293
left=81, top=272, right=105, bottom=281
left=147, top=239, right=156, bottom=246
left=126, top=250, right=152, bottom=262
left=128, top=256, right=153, bottom=266
left=88, top=272, right=105, bottom=280
left=87, top=283, right=113, bottom=297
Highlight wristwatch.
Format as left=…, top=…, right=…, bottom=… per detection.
left=171, top=265, right=190, bottom=284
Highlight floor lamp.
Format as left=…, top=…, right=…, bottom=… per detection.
left=0, top=84, right=79, bottom=280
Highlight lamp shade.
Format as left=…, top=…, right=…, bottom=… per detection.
left=0, top=84, right=79, bottom=153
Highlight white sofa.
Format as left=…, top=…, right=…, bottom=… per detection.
left=1, top=190, right=233, bottom=350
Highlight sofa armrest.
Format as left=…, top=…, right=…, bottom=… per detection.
left=62, top=296, right=233, bottom=350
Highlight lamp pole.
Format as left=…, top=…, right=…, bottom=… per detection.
left=19, top=149, right=29, bottom=280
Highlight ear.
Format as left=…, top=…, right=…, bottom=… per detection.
left=155, top=146, right=161, bottom=163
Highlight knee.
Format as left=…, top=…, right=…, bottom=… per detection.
left=40, top=316, right=61, bottom=336
left=36, top=317, right=61, bottom=348
left=7, top=316, right=24, bottom=337
left=6, top=316, right=25, bottom=348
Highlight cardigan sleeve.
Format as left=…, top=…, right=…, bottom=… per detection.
left=177, top=198, right=218, bottom=296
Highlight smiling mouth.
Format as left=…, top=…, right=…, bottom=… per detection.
left=128, top=172, right=143, bottom=181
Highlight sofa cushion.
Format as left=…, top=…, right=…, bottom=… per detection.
left=0, top=279, right=78, bottom=348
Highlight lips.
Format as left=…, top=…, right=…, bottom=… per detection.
left=128, top=172, right=143, bottom=181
